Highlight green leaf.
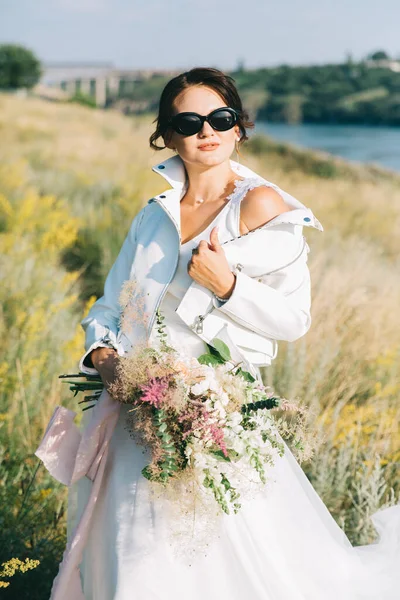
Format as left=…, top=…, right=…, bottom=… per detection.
left=141, top=466, right=153, bottom=480
left=161, top=461, right=175, bottom=469
left=227, top=448, right=240, bottom=460
left=220, top=474, right=231, bottom=490
left=209, top=449, right=231, bottom=462
left=197, top=354, right=224, bottom=366
left=206, top=344, right=223, bottom=358
left=236, top=368, right=256, bottom=382
left=211, top=338, right=231, bottom=361
left=63, top=380, right=103, bottom=388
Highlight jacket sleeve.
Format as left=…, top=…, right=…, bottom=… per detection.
left=78, top=207, right=145, bottom=375
left=212, top=243, right=312, bottom=344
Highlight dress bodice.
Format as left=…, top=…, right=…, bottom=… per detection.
left=147, top=176, right=267, bottom=358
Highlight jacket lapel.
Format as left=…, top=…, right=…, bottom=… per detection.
left=151, top=154, right=323, bottom=236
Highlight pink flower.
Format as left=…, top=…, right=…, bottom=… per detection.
left=138, top=375, right=170, bottom=409
left=208, top=423, right=228, bottom=457
left=179, top=405, right=228, bottom=457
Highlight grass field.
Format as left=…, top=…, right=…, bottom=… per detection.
left=0, top=93, right=399, bottom=597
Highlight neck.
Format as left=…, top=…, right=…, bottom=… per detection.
left=182, top=159, right=239, bottom=205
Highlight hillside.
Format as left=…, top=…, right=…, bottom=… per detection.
left=0, top=94, right=399, bottom=597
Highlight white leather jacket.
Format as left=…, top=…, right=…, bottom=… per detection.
left=79, top=154, right=323, bottom=378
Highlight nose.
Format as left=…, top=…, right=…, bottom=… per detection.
left=199, top=119, right=214, bottom=135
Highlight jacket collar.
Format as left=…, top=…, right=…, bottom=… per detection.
left=151, top=153, right=262, bottom=191
left=151, top=154, right=323, bottom=234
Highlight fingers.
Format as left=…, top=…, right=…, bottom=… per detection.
left=209, top=226, right=220, bottom=250
left=197, top=239, right=209, bottom=251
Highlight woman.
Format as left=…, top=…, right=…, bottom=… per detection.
left=36, top=68, right=400, bottom=600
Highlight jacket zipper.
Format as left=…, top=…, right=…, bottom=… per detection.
left=147, top=198, right=181, bottom=336
left=148, top=197, right=307, bottom=341
left=191, top=238, right=306, bottom=337
left=206, top=240, right=309, bottom=335
left=192, top=303, right=216, bottom=334
left=220, top=211, right=309, bottom=247
left=256, top=236, right=308, bottom=277
left=149, top=198, right=242, bottom=337
left=192, top=264, right=243, bottom=334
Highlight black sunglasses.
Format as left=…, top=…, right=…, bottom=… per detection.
left=167, top=107, right=240, bottom=136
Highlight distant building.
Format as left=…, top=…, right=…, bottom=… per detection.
left=40, top=62, right=116, bottom=86
left=40, top=62, right=178, bottom=107
left=365, top=59, right=400, bottom=73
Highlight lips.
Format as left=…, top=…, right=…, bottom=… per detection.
left=198, top=143, right=219, bottom=149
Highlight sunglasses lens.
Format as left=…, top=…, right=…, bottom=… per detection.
left=209, top=109, right=236, bottom=131
left=170, top=108, right=238, bottom=136
left=175, top=115, right=202, bottom=135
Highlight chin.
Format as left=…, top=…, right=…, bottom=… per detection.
left=197, top=151, right=229, bottom=164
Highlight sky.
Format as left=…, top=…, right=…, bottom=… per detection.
left=0, top=0, right=399, bottom=71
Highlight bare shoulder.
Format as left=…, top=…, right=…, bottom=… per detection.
left=239, top=184, right=293, bottom=234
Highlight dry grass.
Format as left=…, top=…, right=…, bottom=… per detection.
left=0, top=93, right=399, bottom=595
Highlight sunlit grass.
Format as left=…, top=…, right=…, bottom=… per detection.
left=0, top=93, right=399, bottom=597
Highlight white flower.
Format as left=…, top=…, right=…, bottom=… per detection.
left=192, top=452, right=208, bottom=470
left=207, top=378, right=221, bottom=393
left=231, top=436, right=245, bottom=454
left=191, top=379, right=210, bottom=395
left=226, top=411, right=243, bottom=435
left=216, top=362, right=233, bottom=375
left=204, top=398, right=214, bottom=411
left=211, top=399, right=227, bottom=420
left=214, top=471, right=224, bottom=484
left=219, top=390, right=230, bottom=406
left=227, top=411, right=242, bottom=427
left=190, top=368, right=222, bottom=394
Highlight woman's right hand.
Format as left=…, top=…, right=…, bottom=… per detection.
left=90, top=347, right=120, bottom=395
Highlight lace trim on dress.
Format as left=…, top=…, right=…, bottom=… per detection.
left=228, top=176, right=282, bottom=239
left=228, top=176, right=271, bottom=205
left=180, top=177, right=274, bottom=246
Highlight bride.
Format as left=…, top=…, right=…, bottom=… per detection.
left=36, top=67, right=400, bottom=600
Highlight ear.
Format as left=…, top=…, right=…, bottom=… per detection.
left=163, top=129, right=175, bottom=150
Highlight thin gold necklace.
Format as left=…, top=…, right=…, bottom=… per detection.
left=185, top=176, right=239, bottom=205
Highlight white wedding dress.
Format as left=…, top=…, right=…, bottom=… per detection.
left=68, top=180, right=400, bottom=600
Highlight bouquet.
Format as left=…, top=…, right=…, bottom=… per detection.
left=61, top=309, right=312, bottom=518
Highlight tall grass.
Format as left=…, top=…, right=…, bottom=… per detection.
left=0, top=93, right=399, bottom=596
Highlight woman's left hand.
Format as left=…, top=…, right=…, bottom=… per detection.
left=187, top=227, right=236, bottom=299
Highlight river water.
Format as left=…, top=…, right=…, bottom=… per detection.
left=254, top=122, right=400, bottom=173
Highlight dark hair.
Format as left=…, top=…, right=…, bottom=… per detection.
left=149, top=67, right=254, bottom=151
